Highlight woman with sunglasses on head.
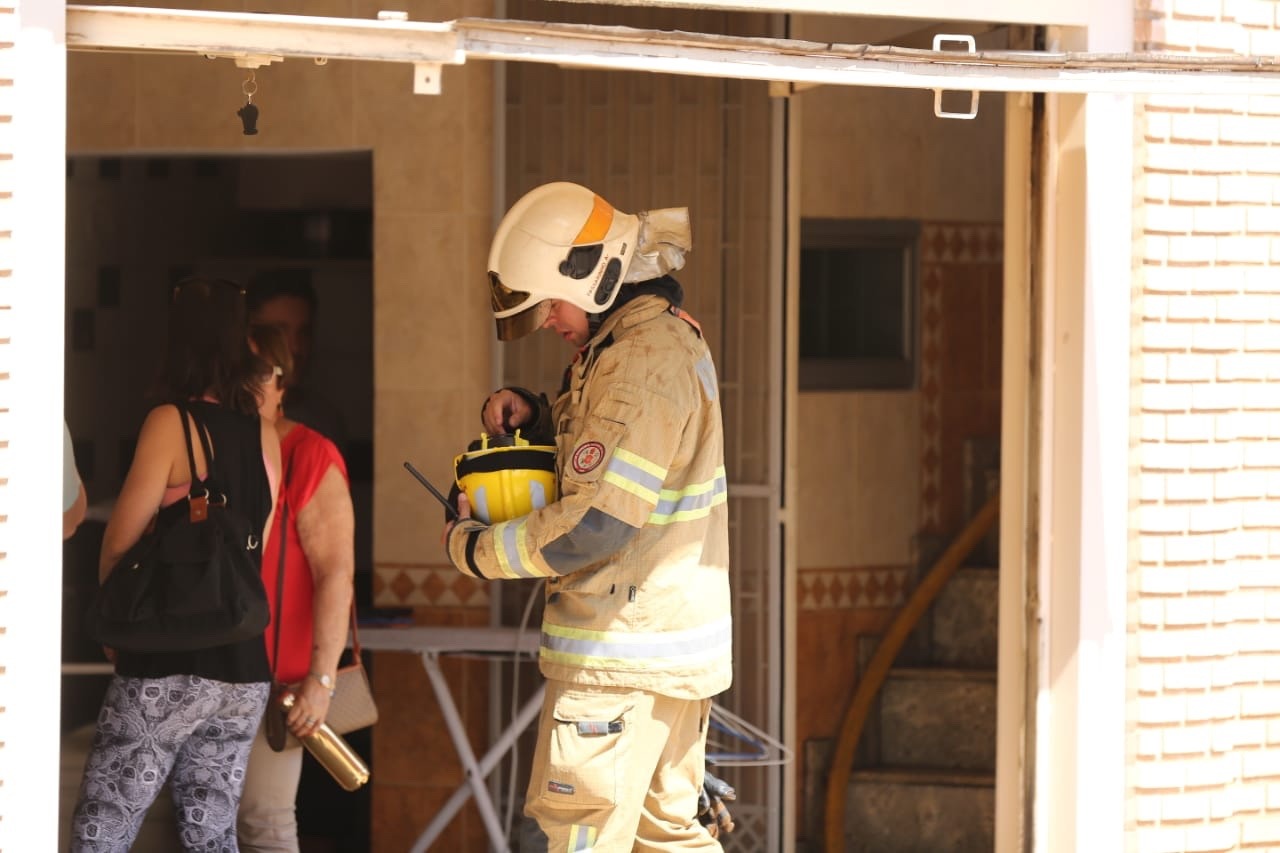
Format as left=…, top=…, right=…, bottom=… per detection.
left=69, top=277, right=282, bottom=852
left=237, top=324, right=354, bottom=853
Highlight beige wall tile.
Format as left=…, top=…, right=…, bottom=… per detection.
left=373, top=211, right=490, bottom=391
left=67, top=55, right=137, bottom=151
left=375, top=386, right=482, bottom=566
left=798, top=84, right=1005, bottom=222
left=797, top=392, right=921, bottom=568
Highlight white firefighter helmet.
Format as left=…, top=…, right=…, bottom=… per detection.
left=487, top=182, right=641, bottom=341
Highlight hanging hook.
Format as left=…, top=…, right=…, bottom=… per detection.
left=242, top=70, right=258, bottom=103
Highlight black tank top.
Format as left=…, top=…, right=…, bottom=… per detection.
left=115, top=399, right=273, bottom=684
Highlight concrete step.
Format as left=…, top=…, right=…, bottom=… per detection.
left=876, top=667, right=997, bottom=772
left=930, top=567, right=999, bottom=669
left=845, top=767, right=994, bottom=853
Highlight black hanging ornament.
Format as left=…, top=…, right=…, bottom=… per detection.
left=238, top=71, right=259, bottom=136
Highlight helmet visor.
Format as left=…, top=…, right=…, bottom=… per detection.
left=489, top=271, right=550, bottom=340
left=494, top=301, right=550, bottom=341
left=489, top=271, right=534, bottom=314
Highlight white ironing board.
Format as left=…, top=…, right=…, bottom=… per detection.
left=358, top=626, right=542, bottom=853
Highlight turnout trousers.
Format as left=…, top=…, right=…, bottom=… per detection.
left=520, top=680, right=722, bottom=852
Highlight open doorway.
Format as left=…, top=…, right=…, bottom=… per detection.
left=60, top=151, right=374, bottom=851
left=788, top=14, right=1009, bottom=851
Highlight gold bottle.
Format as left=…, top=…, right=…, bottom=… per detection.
left=280, top=693, right=370, bottom=791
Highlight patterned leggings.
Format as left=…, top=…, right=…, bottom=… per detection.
left=69, top=674, right=270, bottom=853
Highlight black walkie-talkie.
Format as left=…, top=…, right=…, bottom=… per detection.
left=403, top=461, right=460, bottom=522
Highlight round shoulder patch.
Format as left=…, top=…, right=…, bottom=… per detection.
left=571, top=441, right=606, bottom=475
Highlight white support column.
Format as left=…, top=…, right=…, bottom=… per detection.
left=1033, top=3, right=1134, bottom=852
left=0, top=0, right=67, bottom=848
left=1072, top=82, right=1132, bottom=853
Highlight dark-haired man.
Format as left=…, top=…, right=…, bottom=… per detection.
left=247, top=271, right=346, bottom=448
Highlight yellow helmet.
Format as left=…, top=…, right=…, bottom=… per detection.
left=453, top=431, right=558, bottom=524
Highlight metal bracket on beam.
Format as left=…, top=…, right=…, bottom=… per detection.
left=228, top=53, right=283, bottom=69
left=413, top=61, right=443, bottom=94
left=931, top=34, right=980, bottom=120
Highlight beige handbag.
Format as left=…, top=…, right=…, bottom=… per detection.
left=268, top=607, right=379, bottom=751
left=318, top=616, right=379, bottom=736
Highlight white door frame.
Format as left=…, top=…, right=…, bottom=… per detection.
left=2, top=0, right=68, bottom=848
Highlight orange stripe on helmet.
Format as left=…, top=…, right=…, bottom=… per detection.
left=573, top=195, right=614, bottom=245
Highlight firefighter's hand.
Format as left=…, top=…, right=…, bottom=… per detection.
left=442, top=492, right=471, bottom=546
left=697, top=769, right=737, bottom=838
left=481, top=389, right=532, bottom=435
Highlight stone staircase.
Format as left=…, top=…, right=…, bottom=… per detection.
left=843, top=565, right=999, bottom=852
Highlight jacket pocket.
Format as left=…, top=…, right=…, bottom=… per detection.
left=533, top=689, right=634, bottom=809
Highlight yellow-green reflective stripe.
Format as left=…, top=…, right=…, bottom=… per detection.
left=491, top=521, right=515, bottom=579
left=602, top=447, right=666, bottom=504
left=541, top=645, right=730, bottom=671
left=512, top=519, right=551, bottom=578
left=494, top=519, right=551, bottom=579
left=614, top=446, right=665, bottom=479
left=567, top=824, right=597, bottom=852
left=541, top=616, right=732, bottom=669
left=647, top=467, right=728, bottom=525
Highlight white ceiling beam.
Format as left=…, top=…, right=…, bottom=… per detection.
left=457, top=18, right=1280, bottom=94
left=544, top=0, right=1089, bottom=27
left=65, top=6, right=1280, bottom=96
left=66, top=5, right=464, bottom=66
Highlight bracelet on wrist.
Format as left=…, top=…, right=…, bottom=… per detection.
left=309, top=671, right=337, bottom=698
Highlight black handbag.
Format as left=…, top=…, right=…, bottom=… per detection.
left=88, top=401, right=271, bottom=653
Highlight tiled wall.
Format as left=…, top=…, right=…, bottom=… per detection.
left=1131, top=2, right=1280, bottom=849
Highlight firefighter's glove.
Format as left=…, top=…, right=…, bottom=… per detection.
left=697, top=769, right=737, bottom=838
left=443, top=491, right=489, bottom=573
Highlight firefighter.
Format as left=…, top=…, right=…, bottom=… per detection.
left=444, top=181, right=732, bottom=851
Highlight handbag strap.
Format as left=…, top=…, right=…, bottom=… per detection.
left=349, top=599, right=363, bottom=660
left=175, top=400, right=222, bottom=501
left=174, top=400, right=204, bottom=501
left=271, top=450, right=291, bottom=680
left=268, top=444, right=365, bottom=677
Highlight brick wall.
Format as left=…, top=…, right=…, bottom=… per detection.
left=1133, top=1, right=1280, bottom=850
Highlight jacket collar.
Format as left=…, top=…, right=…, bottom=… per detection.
left=588, top=294, right=670, bottom=348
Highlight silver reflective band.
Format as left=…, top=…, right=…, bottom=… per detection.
left=541, top=615, right=732, bottom=664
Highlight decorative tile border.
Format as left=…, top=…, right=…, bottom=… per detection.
left=920, top=264, right=943, bottom=535
left=918, top=222, right=1003, bottom=536
left=921, top=223, right=1003, bottom=265
left=798, top=566, right=910, bottom=611
left=373, top=565, right=491, bottom=609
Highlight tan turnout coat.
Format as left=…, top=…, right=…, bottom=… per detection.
left=448, top=294, right=732, bottom=700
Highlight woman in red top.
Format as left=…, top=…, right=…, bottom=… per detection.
left=239, top=325, right=355, bottom=852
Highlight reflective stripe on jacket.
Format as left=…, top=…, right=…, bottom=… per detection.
left=448, top=294, right=732, bottom=699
